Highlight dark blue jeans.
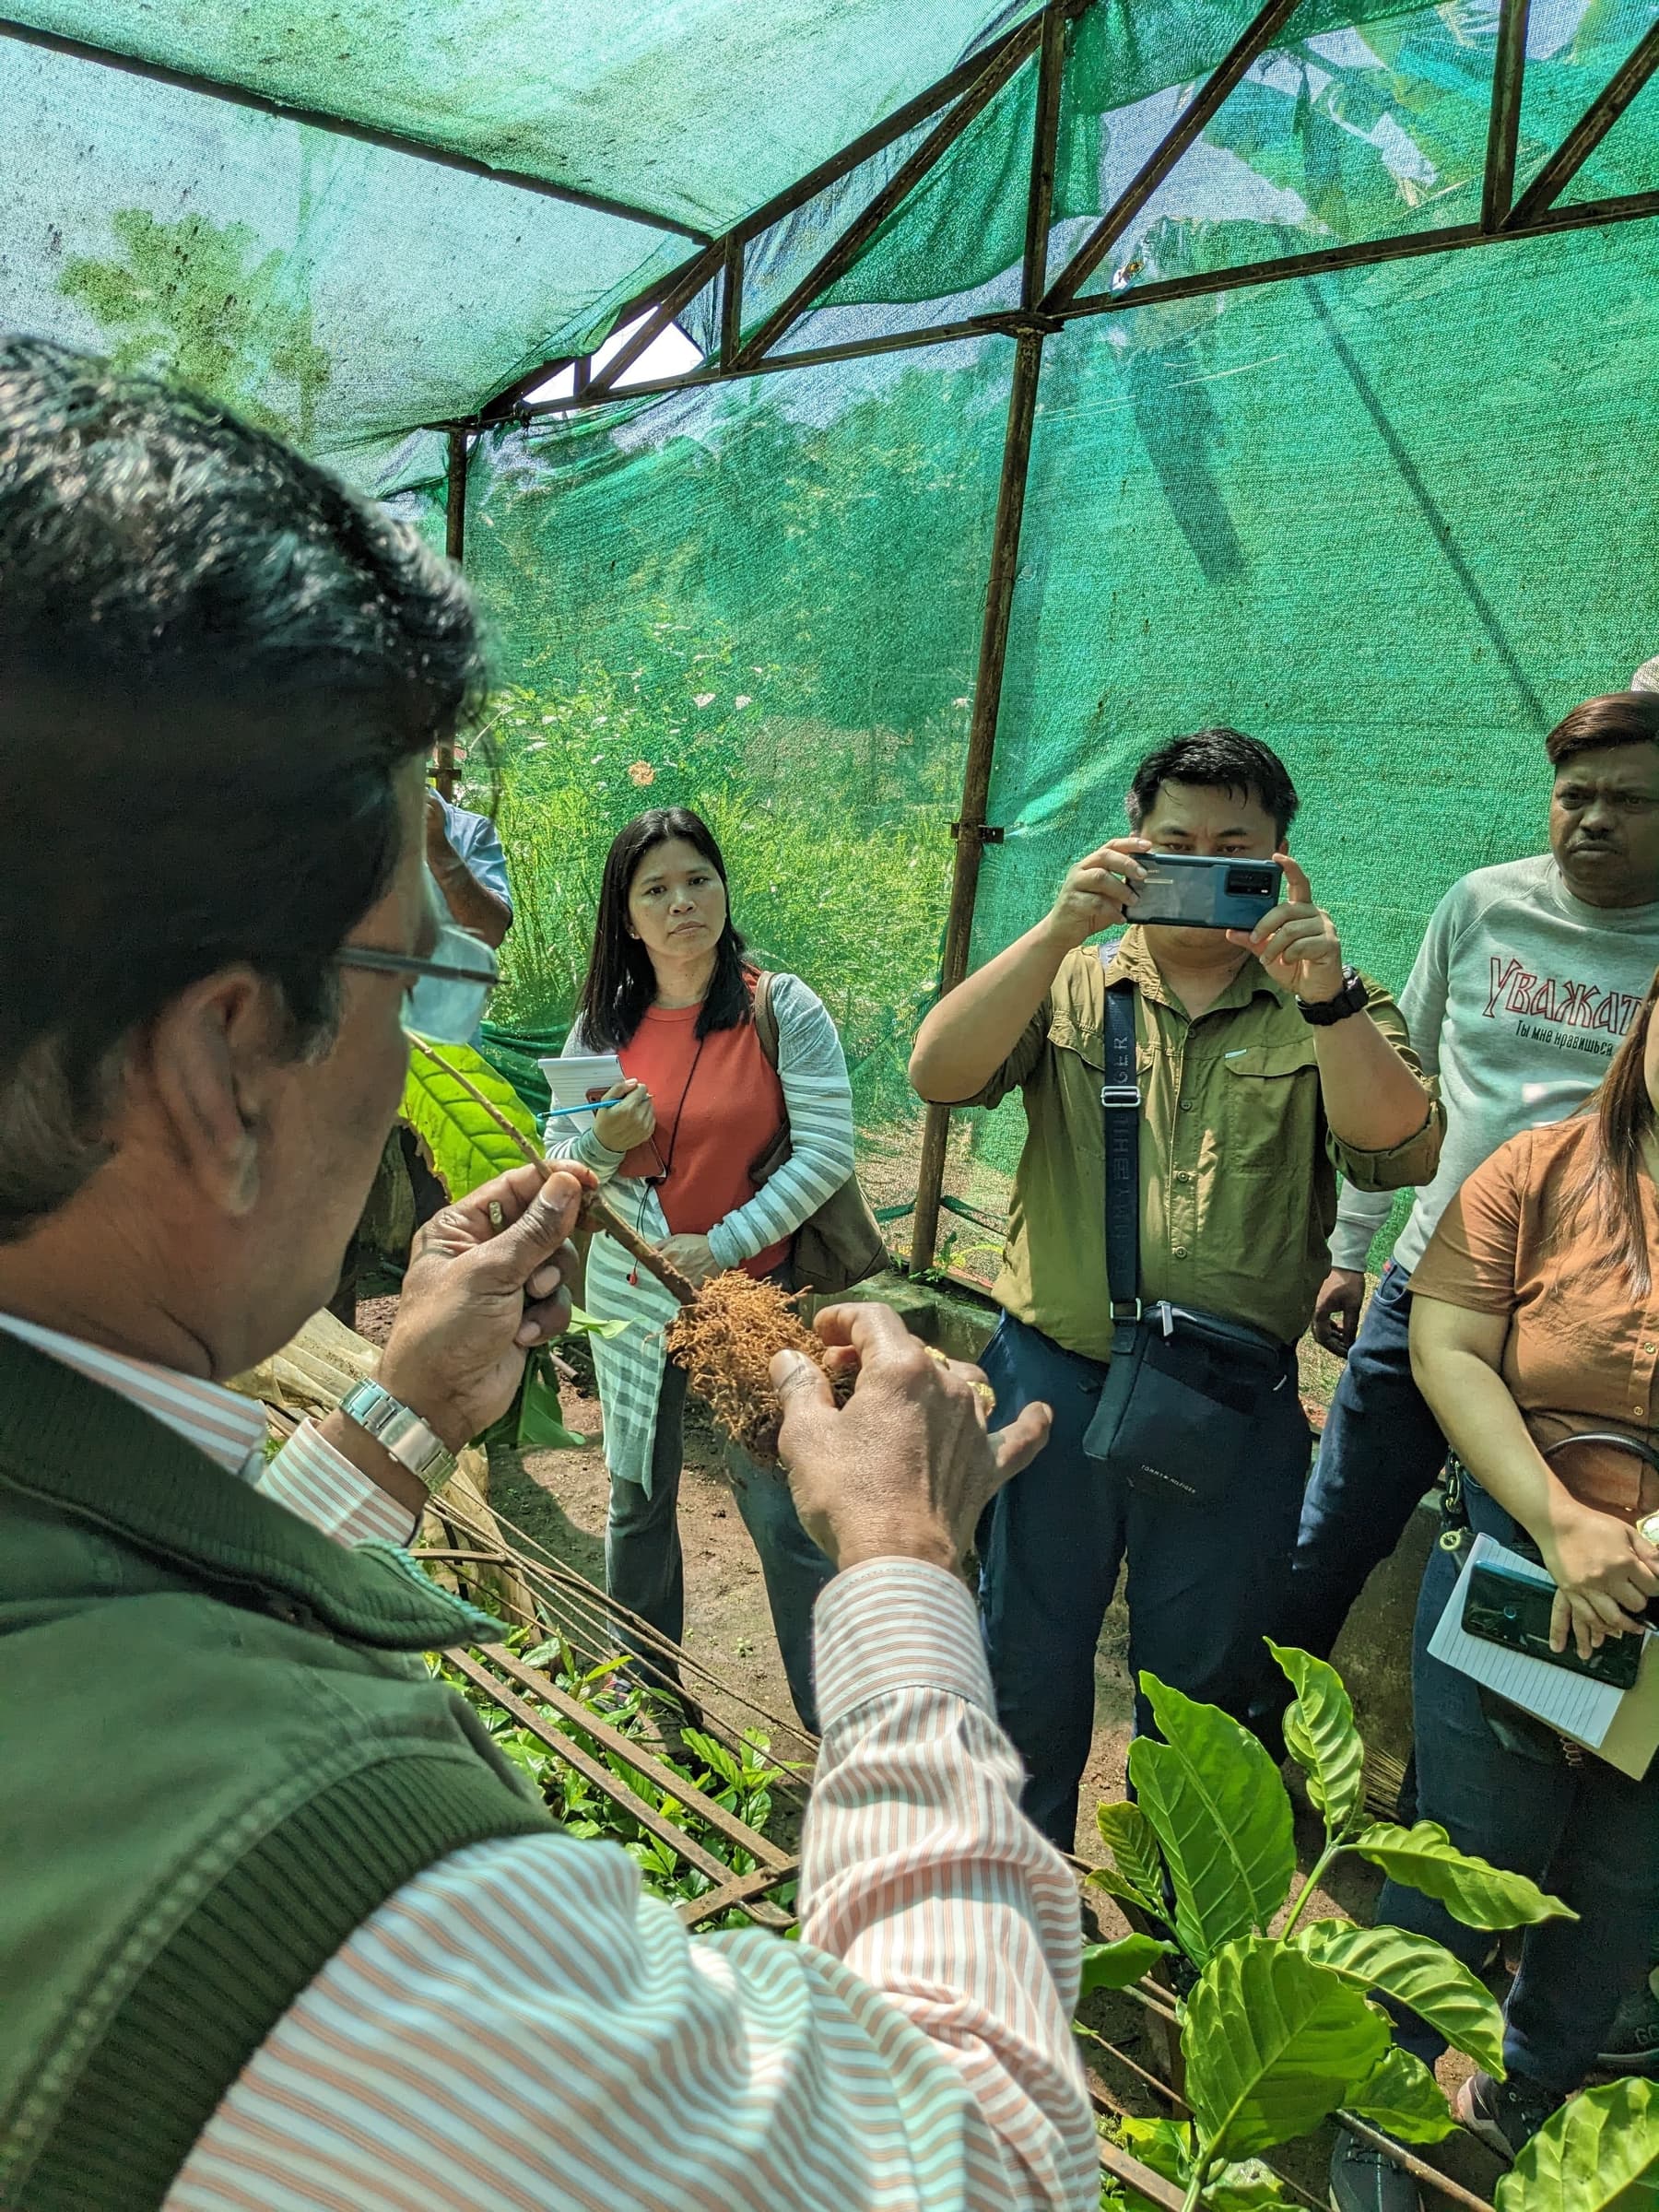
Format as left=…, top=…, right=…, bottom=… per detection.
left=1380, top=1477, right=1659, bottom=2091
left=978, top=1314, right=1312, bottom=1852
left=606, top=1361, right=834, bottom=1733
left=1286, top=1262, right=1448, bottom=1661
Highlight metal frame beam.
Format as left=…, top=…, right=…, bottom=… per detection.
left=1043, top=0, right=1304, bottom=312
left=432, top=428, right=469, bottom=802
left=1507, top=14, right=1659, bottom=227
left=0, top=13, right=710, bottom=241
left=1482, top=0, right=1533, bottom=231
left=910, top=2, right=1068, bottom=1277
left=732, top=16, right=1045, bottom=369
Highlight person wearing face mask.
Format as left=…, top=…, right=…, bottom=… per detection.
left=547, top=808, right=858, bottom=1732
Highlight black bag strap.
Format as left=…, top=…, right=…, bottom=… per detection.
left=1099, top=946, right=1141, bottom=1324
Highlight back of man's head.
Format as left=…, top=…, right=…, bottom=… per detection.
left=1126, top=726, right=1300, bottom=842
left=0, top=335, right=485, bottom=1241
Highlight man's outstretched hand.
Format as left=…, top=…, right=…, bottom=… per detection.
left=378, top=1161, right=593, bottom=1453
left=771, top=1304, right=1051, bottom=1575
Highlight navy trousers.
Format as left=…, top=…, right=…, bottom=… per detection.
left=978, top=1314, right=1312, bottom=1852
left=1381, top=1478, right=1659, bottom=2091
left=1285, top=1263, right=1448, bottom=1662
left=606, top=1361, right=834, bottom=1733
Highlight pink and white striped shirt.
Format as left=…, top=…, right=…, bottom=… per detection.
left=2, top=1314, right=1097, bottom=2211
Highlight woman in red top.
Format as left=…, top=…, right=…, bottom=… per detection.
left=548, top=810, right=857, bottom=1732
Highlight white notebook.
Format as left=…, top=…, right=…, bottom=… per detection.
left=1430, top=1533, right=1659, bottom=1777
left=538, top=1053, right=625, bottom=1135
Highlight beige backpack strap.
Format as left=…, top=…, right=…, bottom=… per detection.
left=750, top=969, right=780, bottom=1072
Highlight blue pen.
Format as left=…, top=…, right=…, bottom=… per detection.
left=544, top=1100, right=606, bottom=1118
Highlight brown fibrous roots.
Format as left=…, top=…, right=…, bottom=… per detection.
left=665, top=1273, right=851, bottom=1465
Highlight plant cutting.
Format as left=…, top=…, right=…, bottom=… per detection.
left=1080, top=1643, right=1576, bottom=2212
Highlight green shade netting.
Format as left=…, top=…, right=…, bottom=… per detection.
left=453, top=339, right=1015, bottom=1216
left=0, top=39, right=683, bottom=469
left=4, top=2, right=1041, bottom=235
left=968, top=217, right=1659, bottom=1192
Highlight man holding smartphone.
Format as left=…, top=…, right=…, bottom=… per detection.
left=910, top=728, right=1441, bottom=1849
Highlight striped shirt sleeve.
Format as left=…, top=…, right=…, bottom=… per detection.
left=708, top=973, right=856, bottom=1271
left=256, top=1419, right=419, bottom=1547
left=166, top=1561, right=1096, bottom=2212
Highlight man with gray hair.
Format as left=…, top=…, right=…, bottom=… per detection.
left=0, top=337, right=1093, bottom=2212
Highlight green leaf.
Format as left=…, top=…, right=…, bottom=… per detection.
left=402, top=1039, right=540, bottom=1199
left=1344, top=2046, right=1456, bottom=2145
left=1127, top=1675, right=1297, bottom=1964
left=1107, top=2125, right=1299, bottom=2212
left=1268, top=1641, right=1366, bottom=1837
left=1089, top=1800, right=1168, bottom=1919
left=1079, top=1935, right=1175, bottom=1997
left=1496, top=2077, right=1659, bottom=2212
left=1184, top=1936, right=1390, bottom=2161
left=1350, top=1820, right=1576, bottom=1932
left=1295, top=1920, right=1506, bottom=2076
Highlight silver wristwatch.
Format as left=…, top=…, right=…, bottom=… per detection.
left=338, top=1380, right=457, bottom=1497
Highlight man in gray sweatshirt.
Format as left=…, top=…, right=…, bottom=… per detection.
left=1286, top=691, right=1659, bottom=1672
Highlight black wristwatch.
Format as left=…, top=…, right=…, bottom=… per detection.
left=1297, top=965, right=1369, bottom=1026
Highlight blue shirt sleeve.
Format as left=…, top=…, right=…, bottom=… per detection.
left=440, top=799, right=513, bottom=915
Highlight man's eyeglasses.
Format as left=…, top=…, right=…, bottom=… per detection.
left=336, top=922, right=500, bottom=1043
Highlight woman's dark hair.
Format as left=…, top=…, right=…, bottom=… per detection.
left=574, top=808, right=752, bottom=1050
left=0, top=335, right=487, bottom=1241
left=1126, top=727, right=1300, bottom=841
left=1567, top=965, right=1659, bottom=1295
left=1546, top=691, right=1659, bottom=770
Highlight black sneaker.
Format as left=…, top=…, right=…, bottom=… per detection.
left=1329, top=2124, right=1423, bottom=2212
left=1598, top=1984, right=1659, bottom=2076
left=1455, top=2070, right=1561, bottom=2163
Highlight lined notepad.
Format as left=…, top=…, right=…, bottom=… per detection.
left=1430, top=1534, right=1659, bottom=1777
left=538, top=1053, right=625, bottom=1135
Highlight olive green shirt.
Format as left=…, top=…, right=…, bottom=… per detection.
left=968, top=930, right=1443, bottom=1363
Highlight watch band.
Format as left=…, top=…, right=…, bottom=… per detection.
left=338, top=1380, right=457, bottom=1496
left=1297, top=964, right=1368, bottom=1027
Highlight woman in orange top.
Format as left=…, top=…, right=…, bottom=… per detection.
left=547, top=809, right=856, bottom=1732
left=1349, top=970, right=1659, bottom=2201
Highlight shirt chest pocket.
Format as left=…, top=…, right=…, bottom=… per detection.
left=1216, top=1034, right=1320, bottom=1174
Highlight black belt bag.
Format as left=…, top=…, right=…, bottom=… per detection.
left=1080, top=962, right=1289, bottom=1508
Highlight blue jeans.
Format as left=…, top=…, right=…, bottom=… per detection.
left=978, top=1314, right=1312, bottom=1852
left=1380, top=1477, right=1659, bottom=2091
left=606, top=1361, right=834, bottom=1733
left=1286, top=1262, right=1447, bottom=1661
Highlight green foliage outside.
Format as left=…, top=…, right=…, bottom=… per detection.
left=473, top=637, right=958, bottom=1136
left=58, top=207, right=332, bottom=442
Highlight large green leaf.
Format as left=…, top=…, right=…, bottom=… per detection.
left=1350, top=1821, right=1575, bottom=1932
left=1088, top=1800, right=1168, bottom=1920
left=1295, top=1920, right=1505, bottom=2076
left=1268, top=1641, right=1366, bottom=1838
left=1184, top=1936, right=1389, bottom=2161
left=1496, top=2077, right=1659, bottom=2212
left=403, top=1038, right=541, bottom=1200
left=1079, top=1935, right=1175, bottom=1997
left=1127, top=1675, right=1297, bottom=1964
left=1343, top=2046, right=1457, bottom=2145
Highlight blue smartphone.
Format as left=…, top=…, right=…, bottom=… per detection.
left=1465, top=1559, right=1644, bottom=1689
left=1125, top=853, right=1283, bottom=932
